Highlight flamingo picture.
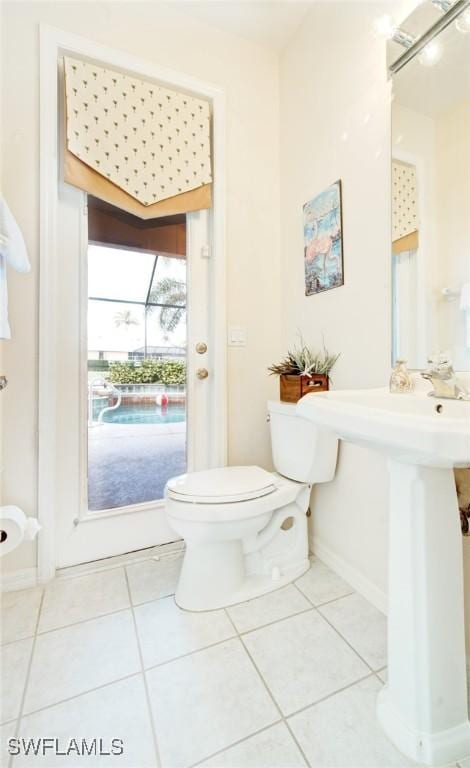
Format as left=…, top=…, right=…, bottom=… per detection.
left=303, top=180, right=344, bottom=295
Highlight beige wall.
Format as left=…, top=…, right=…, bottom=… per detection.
left=278, top=2, right=429, bottom=606
left=0, top=1, right=281, bottom=574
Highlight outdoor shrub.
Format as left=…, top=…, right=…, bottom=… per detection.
left=107, top=359, right=186, bottom=386
left=88, top=359, right=110, bottom=372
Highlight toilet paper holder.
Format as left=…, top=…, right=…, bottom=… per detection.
left=0, top=506, right=41, bottom=557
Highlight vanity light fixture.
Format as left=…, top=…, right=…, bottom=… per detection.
left=374, top=14, right=416, bottom=47
left=432, top=0, right=470, bottom=32
left=389, top=0, right=470, bottom=73
left=455, top=7, right=470, bottom=30
left=431, top=0, right=458, bottom=12
left=418, top=39, right=443, bottom=64
left=374, top=14, right=397, bottom=38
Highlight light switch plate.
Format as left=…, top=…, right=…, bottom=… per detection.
left=228, top=326, right=247, bottom=347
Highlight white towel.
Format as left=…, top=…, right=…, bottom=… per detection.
left=0, top=197, right=31, bottom=340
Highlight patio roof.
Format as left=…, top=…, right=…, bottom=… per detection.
left=88, top=244, right=186, bottom=310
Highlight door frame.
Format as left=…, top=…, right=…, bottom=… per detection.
left=38, top=24, right=227, bottom=582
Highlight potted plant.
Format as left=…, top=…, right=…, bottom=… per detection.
left=268, top=339, right=339, bottom=403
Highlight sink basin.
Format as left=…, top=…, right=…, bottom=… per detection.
left=297, top=388, right=470, bottom=467
left=297, top=387, right=470, bottom=766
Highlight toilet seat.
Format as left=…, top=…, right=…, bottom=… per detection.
left=167, top=465, right=276, bottom=504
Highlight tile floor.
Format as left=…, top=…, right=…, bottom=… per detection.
left=0, top=552, right=465, bottom=768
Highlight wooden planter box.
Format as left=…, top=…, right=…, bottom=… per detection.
left=279, top=374, right=329, bottom=403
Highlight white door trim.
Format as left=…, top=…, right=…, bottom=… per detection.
left=38, top=24, right=227, bottom=582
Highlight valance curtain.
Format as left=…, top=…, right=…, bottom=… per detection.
left=392, top=160, right=419, bottom=254
left=63, top=56, right=212, bottom=219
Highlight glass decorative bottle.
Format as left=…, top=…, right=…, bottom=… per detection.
left=390, top=359, right=414, bottom=393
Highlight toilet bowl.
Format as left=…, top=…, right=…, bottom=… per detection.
left=165, top=399, right=338, bottom=611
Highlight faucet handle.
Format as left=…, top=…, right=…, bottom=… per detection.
left=425, top=353, right=456, bottom=378
left=427, top=351, right=452, bottom=368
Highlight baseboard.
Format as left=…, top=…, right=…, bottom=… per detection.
left=311, top=537, right=388, bottom=615
left=1, top=567, right=38, bottom=593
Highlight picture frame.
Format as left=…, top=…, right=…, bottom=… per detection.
left=303, top=180, right=344, bottom=296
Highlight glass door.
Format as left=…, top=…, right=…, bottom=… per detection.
left=87, top=245, right=187, bottom=511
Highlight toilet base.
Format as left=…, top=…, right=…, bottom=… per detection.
left=175, top=556, right=310, bottom=611
left=168, top=476, right=312, bottom=612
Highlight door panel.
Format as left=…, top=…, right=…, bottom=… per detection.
left=55, top=194, right=213, bottom=567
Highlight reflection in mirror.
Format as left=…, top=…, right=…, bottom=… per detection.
left=391, top=16, right=470, bottom=370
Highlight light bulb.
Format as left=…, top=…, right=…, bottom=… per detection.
left=374, top=14, right=397, bottom=39
left=418, top=40, right=442, bottom=66
left=455, top=8, right=470, bottom=32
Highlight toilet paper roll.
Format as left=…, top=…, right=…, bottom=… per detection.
left=0, top=505, right=41, bottom=557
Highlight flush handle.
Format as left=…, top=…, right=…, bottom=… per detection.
left=196, top=368, right=209, bottom=380
left=195, top=342, right=207, bottom=354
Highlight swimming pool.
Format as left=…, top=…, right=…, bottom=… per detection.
left=96, top=402, right=186, bottom=425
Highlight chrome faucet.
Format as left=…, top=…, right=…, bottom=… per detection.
left=420, top=356, right=470, bottom=400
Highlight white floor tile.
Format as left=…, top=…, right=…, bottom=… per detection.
left=1, top=638, right=33, bottom=724
left=199, top=722, right=307, bottom=768
left=319, top=592, right=387, bottom=670
left=243, top=610, right=369, bottom=716
left=126, top=555, right=182, bottom=605
left=146, top=637, right=278, bottom=768
left=38, top=568, right=130, bottom=633
left=1, top=588, right=43, bottom=645
left=295, top=559, right=353, bottom=606
left=288, top=676, right=415, bottom=767
left=15, top=675, right=157, bottom=767
left=1, top=721, right=17, bottom=765
left=23, top=611, right=140, bottom=714
left=227, top=585, right=310, bottom=633
left=135, top=595, right=235, bottom=668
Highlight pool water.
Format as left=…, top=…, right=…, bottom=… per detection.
left=97, top=403, right=186, bottom=425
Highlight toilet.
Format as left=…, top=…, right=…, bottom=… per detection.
left=165, top=399, right=338, bottom=611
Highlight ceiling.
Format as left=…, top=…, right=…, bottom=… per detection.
left=171, top=1, right=313, bottom=52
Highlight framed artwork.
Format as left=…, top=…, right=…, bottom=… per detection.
left=303, top=180, right=344, bottom=296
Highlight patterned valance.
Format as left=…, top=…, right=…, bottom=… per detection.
left=63, top=56, right=212, bottom=217
left=392, top=160, right=418, bottom=246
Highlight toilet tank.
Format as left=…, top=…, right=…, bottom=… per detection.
left=268, top=399, right=338, bottom=484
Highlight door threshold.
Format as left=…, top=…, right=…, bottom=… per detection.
left=56, top=539, right=184, bottom=581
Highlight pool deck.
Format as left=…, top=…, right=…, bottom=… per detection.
left=88, top=421, right=186, bottom=510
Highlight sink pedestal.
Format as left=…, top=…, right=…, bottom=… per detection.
left=378, top=460, right=470, bottom=765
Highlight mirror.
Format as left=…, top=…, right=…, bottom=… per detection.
left=391, top=8, right=470, bottom=370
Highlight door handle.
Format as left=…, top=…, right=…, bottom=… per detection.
left=196, top=368, right=209, bottom=380
left=195, top=342, right=207, bottom=354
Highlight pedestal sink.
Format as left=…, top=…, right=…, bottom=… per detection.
left=297, top=388, right=470, bottom=766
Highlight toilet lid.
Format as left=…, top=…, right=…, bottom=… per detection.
left=166, top=466, right=276, bottom=503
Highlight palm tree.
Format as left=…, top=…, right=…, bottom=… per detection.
left=148, top=277, right=186, bottom=334
left=114, top=310, right=139, bottom=330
